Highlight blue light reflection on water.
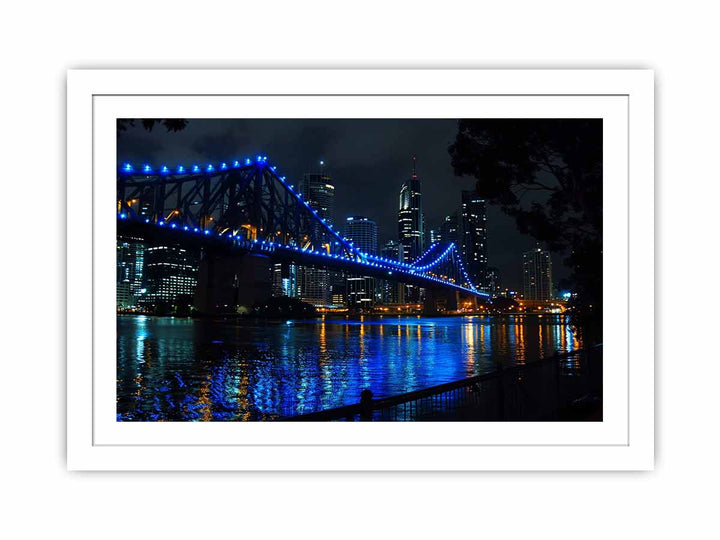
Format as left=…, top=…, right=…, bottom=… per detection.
left=116, top=314, right=579, bottom=421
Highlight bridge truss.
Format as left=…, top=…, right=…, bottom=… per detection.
left=117, top=157, right=488, bottom=298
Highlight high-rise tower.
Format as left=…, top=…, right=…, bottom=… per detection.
left=297, top=162, right=336, bottom=307
left=343, top=216, right=378, bottom=255
left=523, top=247, right=553, bottom=301
left=460, top=190, right=488, bottom=290
left=300, top=165, right=335, bottom=226
left=343, top=216, right=379, bottom=308
left=380, top=240, right=405, bottom=304
left=397, top=155, right=424, bottom=262
left=116, top=236, right=147, bottom=309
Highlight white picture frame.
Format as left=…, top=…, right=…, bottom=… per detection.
left=67, top=68, right=654, bottom=471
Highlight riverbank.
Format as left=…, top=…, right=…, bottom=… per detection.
left=283, top=346, right=602, bottom=422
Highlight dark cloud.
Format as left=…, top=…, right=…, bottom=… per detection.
left=191, top=129, right=252, bottom=160
left=117, top=119, right=565, bottom=290
left=116, top=131, right=166, bottom=164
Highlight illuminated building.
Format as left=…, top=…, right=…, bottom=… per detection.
left=116, top=235, right=146, bottom=309
left=486, top=267, right=501, bottom=293
left=343, top=216, right=378, bottom=307
left=428, top=227, right=442, bottom=245
left=298, top=163, right=336, bottom=306
left=272, top=262, right=298, bottom=298
left=440, top=212, right=460, bottom=247
left=381, top=239, right=404, bottom=263
left=346, top=276, right=375, bottom=309
left=300, top=168, right=335, bottom=226
left=330, top=284, right=346, bottom=306
left=523, top=247, right=553, bottom=301
left=344, top=216, right=378, bottom=255
left=139, top=245, right=198, bottom=307
left=380, top=240, right=405, bottom=304
left=397, top=155, right=424, bottom=262
left=460, top=190, right=488, bottom=290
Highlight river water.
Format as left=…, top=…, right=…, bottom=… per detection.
left=117, top=314, right=580, bottom=421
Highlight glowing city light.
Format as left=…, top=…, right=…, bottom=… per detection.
left=115, top=156, right=489, bottom=299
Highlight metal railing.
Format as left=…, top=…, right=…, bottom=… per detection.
left=280, top=346, right=602, bottom=422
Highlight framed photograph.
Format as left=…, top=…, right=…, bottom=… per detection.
left=67, top=69, right=654, bottom=470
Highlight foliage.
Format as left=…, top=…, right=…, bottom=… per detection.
left=117, top=119, right=189, bottom=135
left=449, top=119, right=602, bottom=343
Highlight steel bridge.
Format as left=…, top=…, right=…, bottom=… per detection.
left=117, top=156, right=489, bottom=310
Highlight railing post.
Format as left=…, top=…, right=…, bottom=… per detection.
left=496, top=361, right=505, bottom=420
left=360, top=389, right=373, bottom=421
left=555, top=354, right=562, bottom=420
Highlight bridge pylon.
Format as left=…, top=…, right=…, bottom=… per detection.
left=422, top=287, right=459, bottom=315
left=193, top=249, right=272, bottom=315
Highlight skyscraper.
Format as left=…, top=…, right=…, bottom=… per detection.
left=298, top=163, right=336, bottom=306
left=381, top=239, right=404, bottom=263
left=523, top=248, right=553, bottom=301
left=440, top=212, right=461, bottom=247
left=343, top=216, right=378, bottom=255
left=272, top=262, right=298, bottom=298
left=140, top=244, right=199, bottom=308
left=380, top=240, right=405, bottom=304
left=343, top=216, right=378, bottom=307
left=397, top=155, right=424, bottom=262
left=116, top=236, right=146, bottom=309
left=460, top=190, right=488, bottom=290
left=346, top=276, right=376, bottom=309
left=428, top=227, right=442, bottom=245
left=300, top=167, right=335, bottom=226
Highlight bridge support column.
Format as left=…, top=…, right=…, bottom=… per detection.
left=194, top=251, right=272, bottom=315
left=422, top=287, right=459, bottom=315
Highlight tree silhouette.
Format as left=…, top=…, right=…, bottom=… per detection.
left=449, top=119, right=602, bottom=343
left=117, top=119, right=188, bottom=135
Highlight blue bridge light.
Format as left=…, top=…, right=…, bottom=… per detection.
left=117, top=156, right=487, bottom=299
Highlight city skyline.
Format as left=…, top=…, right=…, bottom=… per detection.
left=117, top=119, right=566, bottom=290
left=115, top=117, right=599, bottom=423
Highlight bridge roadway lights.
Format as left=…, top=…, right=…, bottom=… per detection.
left=193, top=251, right=273, bottom=315
left=422, top=287, right=459, bottom=315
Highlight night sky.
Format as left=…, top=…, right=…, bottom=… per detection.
left=117, top=119, right=566, bottom=290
